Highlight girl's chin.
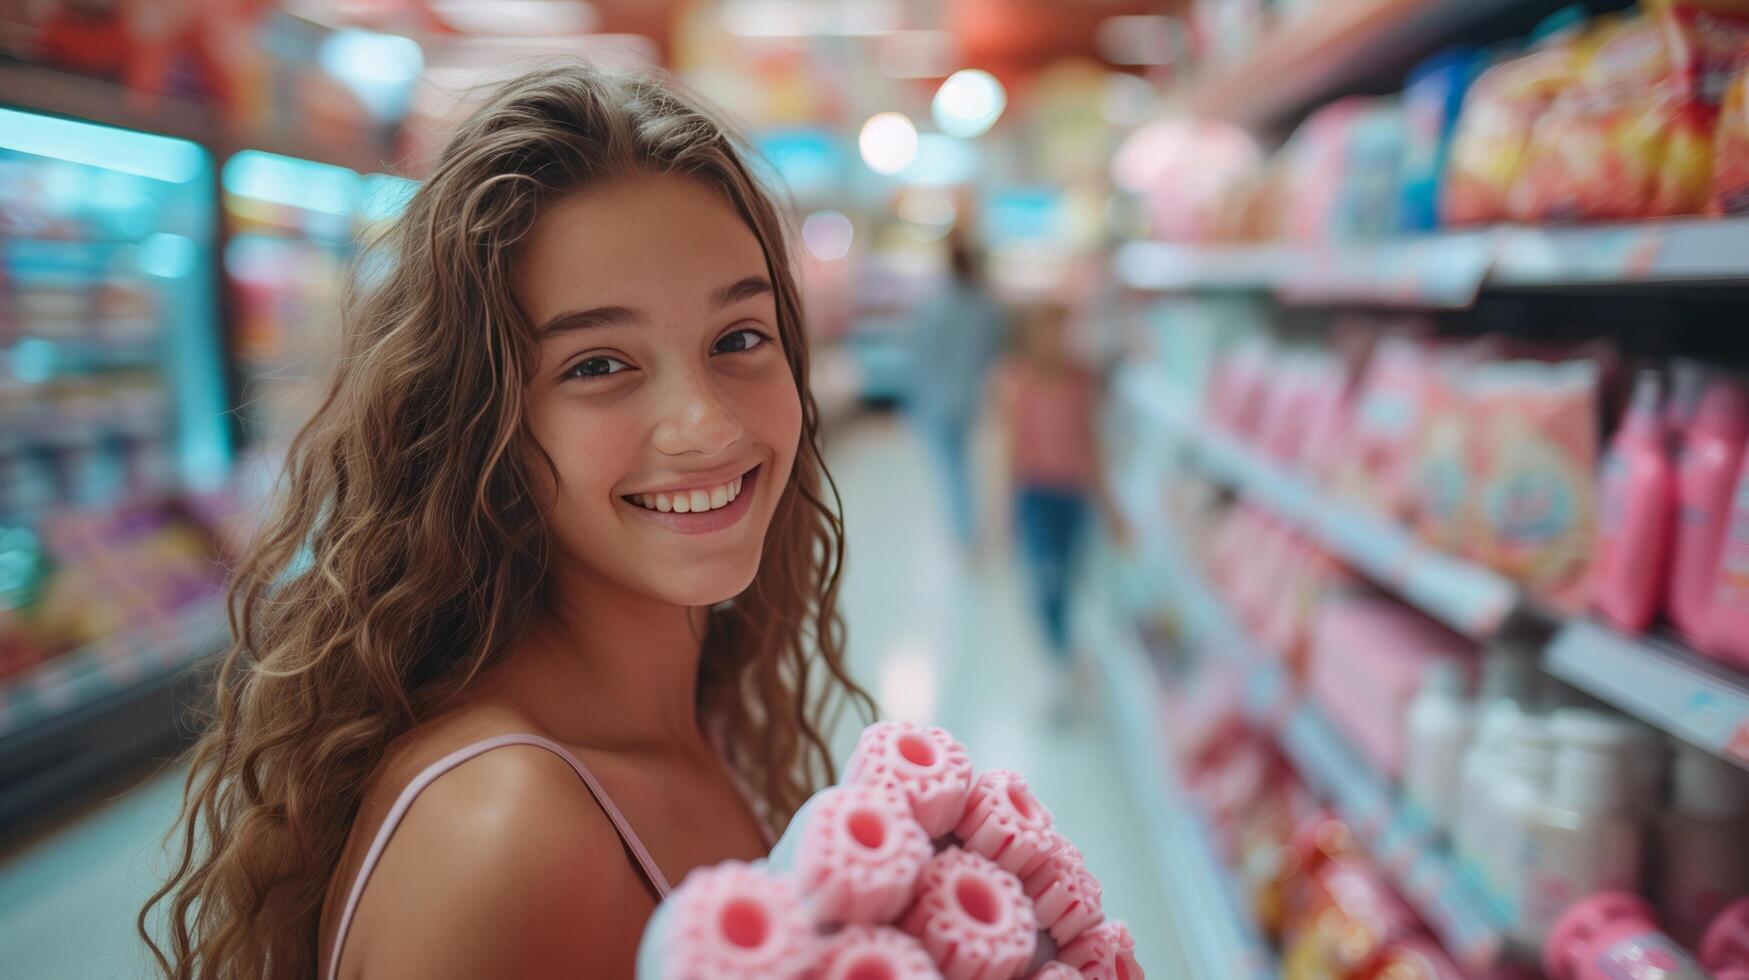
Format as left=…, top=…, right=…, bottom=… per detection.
left=632, top=556, right=763, bottom=609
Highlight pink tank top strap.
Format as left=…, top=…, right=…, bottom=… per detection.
left=324, top=732, right=670, bottom=980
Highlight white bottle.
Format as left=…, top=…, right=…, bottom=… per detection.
left=1455, top=701, right=1522, bottom=873
left=1403, top=661, right=1474, bottom=836
left=1658, top=743, right=1749, bottom=947
left=1484, top=711, right=1552, bottom=912
left=1513, top=709, right=1646, bottom=951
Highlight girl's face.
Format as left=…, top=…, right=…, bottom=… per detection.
left=518, top=174, right=802, bottom=607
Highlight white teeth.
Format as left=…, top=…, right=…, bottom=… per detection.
left=629, top=473, right=749, bottom=514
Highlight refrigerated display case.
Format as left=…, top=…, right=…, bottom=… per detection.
left=0, top=108, right=234, bottom=829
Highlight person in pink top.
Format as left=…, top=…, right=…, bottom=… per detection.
left=140, top=65, right=875, bottom=978
left=991, top=302, right=1125, bottom=685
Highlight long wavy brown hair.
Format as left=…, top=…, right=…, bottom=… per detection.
left=140, top=63, right=876, bottom=979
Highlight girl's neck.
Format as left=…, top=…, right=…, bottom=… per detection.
left=507, top=562, right=711, bottom=756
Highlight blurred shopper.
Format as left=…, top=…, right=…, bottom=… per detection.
left=991, top=302, right=1125, bottom=702
left=909, top=232, right=1006, bottom=552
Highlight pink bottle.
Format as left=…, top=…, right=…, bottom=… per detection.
left=791, top=783, right=933, bottom=924
left=1668, top=379, right=1748, bottom=641
left=1592, top=371, right=1676, bottom=632
left=1701, top=898, right=1749, bottom=975
left=901, top=847, right=1038, bottom=980
left=1707, top=452, right=1749, bottom=666
left=1544, top=892, right=1711, bottom=980
left=845, top=721, right=975, bottom=838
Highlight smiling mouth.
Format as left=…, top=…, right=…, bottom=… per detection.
left=622, top=465, right=759, bottom=515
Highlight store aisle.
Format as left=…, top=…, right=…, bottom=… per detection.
left=0, top=410, right=1174, bottom=979
left=827, top=412, right=1175, bottom=974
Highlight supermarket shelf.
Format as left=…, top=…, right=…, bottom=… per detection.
left=1113, top=218, right=1749, bottom=305
left=1188, top=0, right=1536, bottom=130
left=1083, top=549, right=1278, bottom=980
left=1545, top=621, right=1749, bottom=771
left=1112, top=472, right=1512, bottom=970
left=0, top=596, right=227, bottom=742
left=1120, top=369, right=1524, bottom=639
left=1118, top=366, right=1749, bottom=771
left=1274, top=703, right=1509, bottom=969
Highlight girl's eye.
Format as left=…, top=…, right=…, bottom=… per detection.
left=566, top=355, right=631, bottom=380
left=714, top=328, right=771, bottom=355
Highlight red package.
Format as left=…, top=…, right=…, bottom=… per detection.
left=1443, top=41, right=1580, bottom=225
left=1716, top=61, right=1749, bottom=211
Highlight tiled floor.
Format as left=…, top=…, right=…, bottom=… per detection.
left=0, top=411, right=1174, bottom=978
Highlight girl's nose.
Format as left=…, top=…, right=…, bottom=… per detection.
left=651, top=371, right=744, bottom=458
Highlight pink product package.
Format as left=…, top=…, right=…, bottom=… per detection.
left=1307, top=597, right=1475, bottom=779
left=645, top=862, right=821, bottom=980
left=1341, top=335, right=1436, bottom=517
left=1702, top=898, right=1749, bottom=974
left=1544, top=892, right=1710, bottom=980
left=1467, top=358, right=1602, bottom=608
left=955, top=770, right=1058, bottom=878
left=846, top=722, right=975, bottom=839
left=794, top=783, right=934, bottom=924
left=1022, top=833, right=1105, bottom=946
left=1056, top=921, right=1144, bottom=980
left=813, top=926, right=944, bottom=980
left=1029, top=963, right=1083, bottom=980
left=901, top=847, right=1038, bottom=980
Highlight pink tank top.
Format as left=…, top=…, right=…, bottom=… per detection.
left=324, top=733, right=671, bottom=980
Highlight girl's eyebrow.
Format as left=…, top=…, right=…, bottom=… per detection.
left=536, top=274, right=773, bottom=339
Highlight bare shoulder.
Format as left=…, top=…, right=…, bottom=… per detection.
left=336, top=702, right=652, bottom=978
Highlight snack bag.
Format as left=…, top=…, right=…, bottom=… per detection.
left=1442, top=38, right=1580, bottom=225
left=1408, top=360, right=1475, bottom=555
left=1712, top=47, right=1749, bottom=210
left=1510, top=15, right=1675, bottom=221
left=1467, top=359, right=1601, bottom=608
left=1655, top=0, right=1749, bottom=216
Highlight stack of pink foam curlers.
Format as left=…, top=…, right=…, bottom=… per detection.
left=637, top=721, right=1144, bottom=980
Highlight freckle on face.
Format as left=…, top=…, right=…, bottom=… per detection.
left=516, top=174, right=803, bottom=607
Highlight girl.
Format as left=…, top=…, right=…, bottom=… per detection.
left=992, top=301, right=1125, bottom=689
left=141, top=65, right=874, bottom=978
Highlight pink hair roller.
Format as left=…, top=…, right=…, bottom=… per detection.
left=1022, top=834, right=1104, bottom=946
left=1029, top=963, right=1082, bottom=980
left=901, top=847, right=1038, bottom=980
left=1057, top=921, right=1143, bottom=980
left=813, top=925, right=944, bottom=980
left=845, top=721, right=975, bottom=838
left=794, top=783, right=934, bottom=924
left=638, top=861, right=819, bottom=980
left=955, top=770, right=1057, bottom=879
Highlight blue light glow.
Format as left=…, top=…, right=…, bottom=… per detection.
left=318, top=29, right=424, bottom=122
left=140, top=232, right=198, bottom=279
left=0, top=108, right=208, bottom=184
left=222, top=150, right=360, bottom=217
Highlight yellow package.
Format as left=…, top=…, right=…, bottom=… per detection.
left=1442, top=40, right=1579, bottom=225
left=1717, top=62, right=1749, bottom=212
left=1510, top=15, right=1673, bottom=221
